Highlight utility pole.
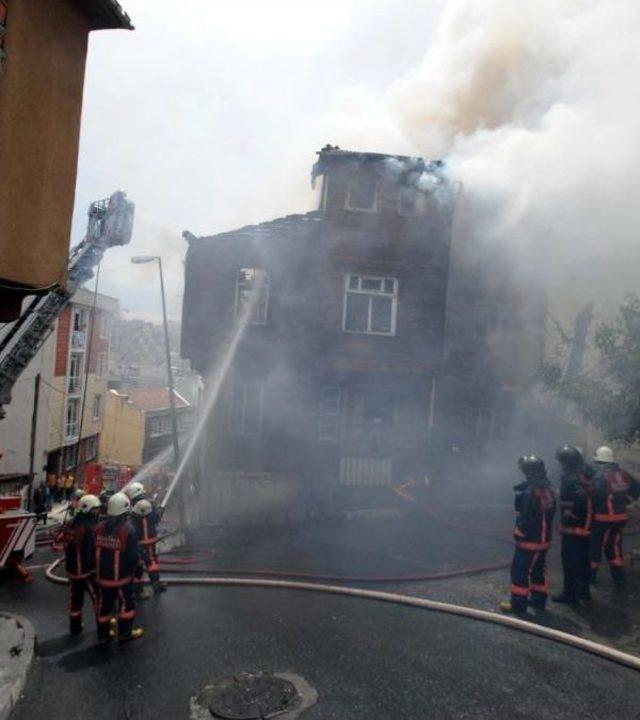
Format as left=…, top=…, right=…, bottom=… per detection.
left=131, top=255, right=185, bottom=529
left=27, top=373, right=41, bottom=511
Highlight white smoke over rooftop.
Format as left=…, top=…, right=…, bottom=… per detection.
left=320, top=0, right=640, bottom=320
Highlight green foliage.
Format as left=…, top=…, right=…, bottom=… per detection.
left=542, top=295, right=640, bottom=445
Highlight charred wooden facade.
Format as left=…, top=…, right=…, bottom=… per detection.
left=182, top=147, right=457, bottom=519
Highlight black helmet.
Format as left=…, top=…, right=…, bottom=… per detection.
left=519, top=455, right=546, bottom=477
left=555, top=445, right=583, bottom=469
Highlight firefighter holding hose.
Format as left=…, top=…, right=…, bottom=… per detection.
left=94, top=492, right=144, bottom=643
left=500, top=456, right=556, bottom=616
left=124, top=480, right=167, bottom=596
left=59, top=494, right=101, bottom=635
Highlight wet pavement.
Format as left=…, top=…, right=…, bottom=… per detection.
left=2, top=509, right=640, bottom=719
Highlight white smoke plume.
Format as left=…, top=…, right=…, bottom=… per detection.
left=320, top=0, right=640, bottom=322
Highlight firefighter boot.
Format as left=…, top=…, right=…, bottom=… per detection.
left=499, top=601, right=528, bottom=617
left=152, top=581, right=168, bottom=595
left=119, top=627, right=144, bottom=643
left=69, top=617, right=83, bottom=636
left=551, top=593, right=579, bottom=605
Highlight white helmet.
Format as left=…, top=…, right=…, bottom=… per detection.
left=73, top=488, right=86, bottom=500
left=107, top=492, right=131, bottom=517
left=594, top=446, right=615, bottom=463
left=78, top=494, right=101, bottom=514
left=123, top=481, right=145, bottom=500
left=132, top=499, right=153, bottom=517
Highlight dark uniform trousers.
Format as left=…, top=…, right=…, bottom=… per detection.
left=69, top=576, right=98, bottom=633
left=510, top=547, right=549, bottom=612
left=97, top=581, right=136, bottom=639
left=561, top=534, right=591, bottom=599
left=590, top=521, right=626, bottom=584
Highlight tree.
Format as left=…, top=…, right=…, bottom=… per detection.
left=542, top=295, right=640, bottom=445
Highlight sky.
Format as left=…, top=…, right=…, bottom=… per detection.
left=75, top=0, right=640, bottom=329
left=73, top=0, right=443, bottom=321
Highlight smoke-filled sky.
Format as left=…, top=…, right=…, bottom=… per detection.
left=75, top=0, right=640, bottom=325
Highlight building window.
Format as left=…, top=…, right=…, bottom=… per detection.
left=96, top=352, right=108, bottom=379
left=92, top=394, right=103, bottom=422
left=68, top=353, right=83, bottom=394
left=343, top=274, right=398, bottom=336
left=99, top=312, right=111, bottom=340
left=71, top=307, right=87, bottom=349
left=229, top=383, right=264, bottom=436
left=65, top=398, right=80, bottom=440
left=148, top=415, right=172, bottom=437
left=345, top=173, right=379, bottom=212
left=235, top=269, right=270, bottom=325
left=398, top=185, right=428, bottom=216
left=319, top=386, right=341, bottom=441
left=63, top=444, right=78, bottom=471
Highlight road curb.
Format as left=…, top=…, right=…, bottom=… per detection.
left=0, top=613, right=35, bottom=720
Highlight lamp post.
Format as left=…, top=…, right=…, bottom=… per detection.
left=130, top=255, right=185, bottom=529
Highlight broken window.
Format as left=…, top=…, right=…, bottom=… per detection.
left=318, top=386, right=342, bottom=441
left=229, top=382, right=264, bottom=436
left=235, top=268, right=270, bottom=325
left=398, top=185, right=428, bottom=216
left=343, top=274, right=398, bottom=335
left=345, top=173, right=379, bottom=212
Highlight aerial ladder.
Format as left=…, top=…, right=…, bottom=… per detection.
left=0, top=190, right=135, bottom=419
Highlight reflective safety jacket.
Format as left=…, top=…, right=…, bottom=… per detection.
left=591, top=463, right=640, bottom=523
left=558, top=468, right=594, bottom=537
left=94, top=517, right=140, bottom=588
left=60, top=515, right=97, bottom=579
left=131, top=508, right=160, bottom=547
left=513, top=480, right=557, bottom=551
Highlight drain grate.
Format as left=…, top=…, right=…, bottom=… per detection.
left=208, top=672, right=298, bottom=719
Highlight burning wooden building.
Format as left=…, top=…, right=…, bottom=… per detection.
left=181, top=146, right=543, bottom=523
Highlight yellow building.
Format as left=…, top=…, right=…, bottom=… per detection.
left=100, top=387, right=191, bottom=467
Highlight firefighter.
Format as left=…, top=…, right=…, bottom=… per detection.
left=132, top=499, right=167, bottom=596
left=94, top=492, right=143, bottom=643
left=552, top=446, right=593, bottom=604
left=61, top=494, right=101, bottom=635
left=589, top=446, right=640, bottom=587
left=123, top=480, right=145, bottom=505
left=500, top=456, right=556, bottom=616
left=69, top=487, right=85, bottom=518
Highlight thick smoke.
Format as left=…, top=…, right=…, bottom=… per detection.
left=322, top=0, right=640, bottom=323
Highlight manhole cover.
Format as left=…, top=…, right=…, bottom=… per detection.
left=208, top=672, right=298, bottom=719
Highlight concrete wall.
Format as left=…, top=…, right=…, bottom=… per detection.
left=0, top=329, right=56, bottom=485
left=0, top=1, right=90, bottom=290
left=100, top=391, right=144, bottom=467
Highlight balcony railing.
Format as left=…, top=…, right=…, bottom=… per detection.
left=71, top=330, right=86, bottom=349
left=68, top=376, right=82, bottom=395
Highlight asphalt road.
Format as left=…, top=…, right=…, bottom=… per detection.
left=3, top=557, right=640, bottom=720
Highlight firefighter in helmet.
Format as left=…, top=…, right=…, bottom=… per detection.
left=132, top=499, right=167, bottom=596
left=500, top=456, right=556, bottom=616
left=589, top=446, right=640, bottom=587
left=94, top=492, right=143, bottom=643
left=61, top=493, right=101, bottom=635
left=552, top=445, right=593, bottom=604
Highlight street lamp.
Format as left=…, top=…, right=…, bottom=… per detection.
left=130, top=255, right=185, bottom=529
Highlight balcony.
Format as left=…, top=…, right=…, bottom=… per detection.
left=68, top=376, right=82, bottom=395
left=71, top=330, right=86, bottom=349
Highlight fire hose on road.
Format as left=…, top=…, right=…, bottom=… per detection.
left=44, top=556, right=640, bottom=674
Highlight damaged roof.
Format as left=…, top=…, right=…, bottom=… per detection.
left=183, top=211, right=323, bottom=247
left=113, top=387, right=189, bottom=413
left=76, top=0, right=134, bottom=30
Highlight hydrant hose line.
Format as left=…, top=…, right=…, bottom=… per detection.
left=44, top=558, right=640, bottom=674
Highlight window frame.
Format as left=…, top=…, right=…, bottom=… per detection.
left=96, top=352, right=108, bottom=379
left=235, top=268, right=270, bottom=326
left=65, top=398, right=81, bottom=441
left=99, top=312, right=111, bottom=340
left=228, top=382, right=264, bottom=437
left=345, top=173, right=381, bottom=213
left=318, top=385, right=342, bottom=442
left=342, top=274, right=398, bottom=336
left=92, top=394, right=103, bottom=423
left=148, top=415, right=172, bottom=437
